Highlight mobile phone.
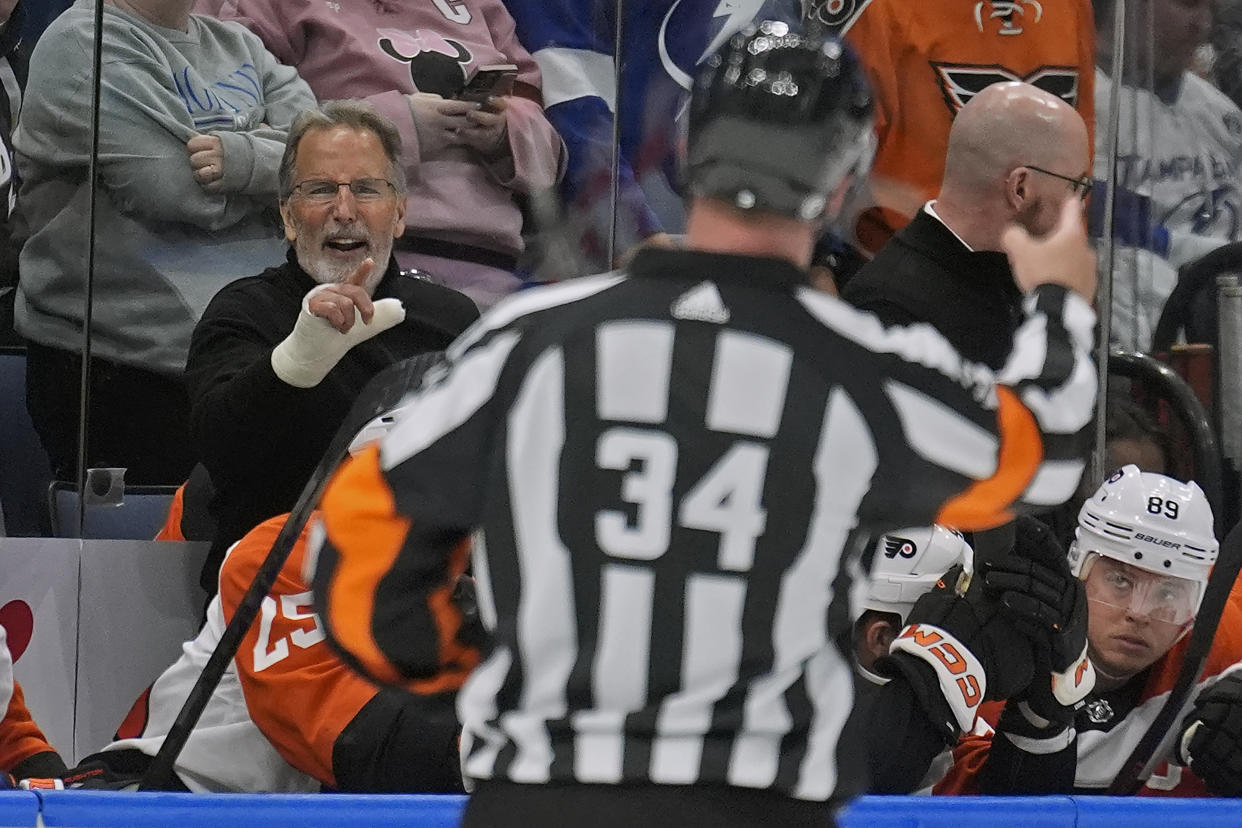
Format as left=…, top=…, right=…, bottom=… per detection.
left=457, top=64, right=518, bottom=103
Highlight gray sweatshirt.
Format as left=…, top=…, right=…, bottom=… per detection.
left=14, top=0, right=316, bottom=374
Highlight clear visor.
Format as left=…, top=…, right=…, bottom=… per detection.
left=1081, top=553, right=1200, bottom=628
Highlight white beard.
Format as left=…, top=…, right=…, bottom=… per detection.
left=298, top=235, right=393, bottom=294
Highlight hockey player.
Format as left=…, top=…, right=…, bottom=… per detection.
left=853, top=526, right=974, bottom=683
left=313, top=21, right=1098, bottom=827
left=0, top=626, right=66, bottom=785
left=64, top=509, right=478, bottom=793
left=936, top=465, right=1242, bottom=796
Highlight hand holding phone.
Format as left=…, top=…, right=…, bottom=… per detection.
left=457, top=63, right=517, bottom=104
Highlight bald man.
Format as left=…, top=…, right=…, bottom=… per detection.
left=842, top=81, right=1091, bottom=370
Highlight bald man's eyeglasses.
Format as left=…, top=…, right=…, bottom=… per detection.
left=1025, top=165, right=1094, bottom=201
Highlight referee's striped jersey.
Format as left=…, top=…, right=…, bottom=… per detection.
left=312, top=246, right=1097, bottom=803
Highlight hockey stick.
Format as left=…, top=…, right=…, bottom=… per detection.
left=139, top=351, right=444, bottom=790
left=1107, top=517, right=1242, bottom=794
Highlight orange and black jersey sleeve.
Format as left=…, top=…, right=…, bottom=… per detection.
left=0, top=682, right=66, bottom=779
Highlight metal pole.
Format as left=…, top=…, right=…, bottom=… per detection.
left=606, top=0, right=624, bottom=268
left=1217, top=275, right=1242, bottom=464
left=1090, top=0, right=1128, bottom=488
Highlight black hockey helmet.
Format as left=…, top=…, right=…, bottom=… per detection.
left=685, top=19, right=874, bottom=221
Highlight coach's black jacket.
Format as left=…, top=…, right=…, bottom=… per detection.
left=184, top=249, right=478, bottom=594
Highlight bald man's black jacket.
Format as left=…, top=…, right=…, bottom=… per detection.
left=842, top=208, right=1021, bottom=370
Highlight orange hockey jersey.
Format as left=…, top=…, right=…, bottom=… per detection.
left=0, top=626, right=61, bottom=779
left=813, top=0, right=1096, bottom=254
left=935, top=599, right=1242, bottom=796
left=109, top=514, right=379, bottom=791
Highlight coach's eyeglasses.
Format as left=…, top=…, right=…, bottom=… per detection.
left=291, top=178, right=397, bottom=203
left=1023, top=165, right=1094, bottom=201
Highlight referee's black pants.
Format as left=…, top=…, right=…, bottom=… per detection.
left=462, top=781, right=839, bottom=827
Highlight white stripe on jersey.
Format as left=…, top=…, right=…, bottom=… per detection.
left=381, top=331, right=520, bottom=469
left=448, top=274, right=624, bottom=361
left=460, top=646, right=513, bottom=781
left=793, top=388, right=877, bottom=800
left=796, top=288, right=1097, bottom=436
left=885, top=380, right=999, bottom=479
left=1012, top=352, right=1098, bottom=436
left=531, top=46, right=617, bottom=110
left=650, top=574, right=748, bottom=785
left=1023, top=459, right=1090, bottom=506
left=597, top=321, right=675, bottom=423
left=706, top=331, right=793, bottom=438
left=795, top=289, right=1000, bottom=405
left=505, top=348, right=577, bottom=784
left=725, top=388, right=877, bottom=791
left=574, top=564, right=656, bottom=784
left=796, top=645, right=854, bottom=800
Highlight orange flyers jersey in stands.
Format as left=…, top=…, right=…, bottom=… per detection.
left=810, top=0, right=1095, bottom=254
left=935, top=598, right=1242, bottom=796
left=107, top=513, right=376, bottom=792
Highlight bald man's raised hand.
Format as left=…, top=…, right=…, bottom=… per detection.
left=1002, top=197, right=1096, bottom=302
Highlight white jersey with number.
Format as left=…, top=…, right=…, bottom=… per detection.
left=103, top=593, right=318, bottom=794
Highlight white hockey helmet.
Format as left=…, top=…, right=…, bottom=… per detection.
left=1069, top=464, right=1217, bottom=615
left=863, top=525, right=973, bottom=622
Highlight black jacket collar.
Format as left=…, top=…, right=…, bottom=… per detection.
left=628, top=246, right=810, bottom=290
left=901, top=210, right=1019, bottom=301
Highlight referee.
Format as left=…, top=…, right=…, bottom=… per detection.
left=312, top=21, right=1098, bottom=828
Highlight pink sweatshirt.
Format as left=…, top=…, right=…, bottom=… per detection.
left=195, top=0, right=565, bottom=262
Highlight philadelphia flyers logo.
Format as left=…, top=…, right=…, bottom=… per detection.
left=803, top=0, right=875, bottom=32
left=932, top=63, right=1079, bottom=116
left=882, top=536, right=918, bottom=559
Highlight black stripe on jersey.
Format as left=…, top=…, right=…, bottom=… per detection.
left=695, top=342, right=827, bottom=783
left=546, top=324, right=602, bottom=783
left=619, top=311, right=724, bottom=782
left=314, top=537, right=388, bottom=687
left=1015, top=286, right=1078, bottom=394
left=372, top=525, right=467, bottom=678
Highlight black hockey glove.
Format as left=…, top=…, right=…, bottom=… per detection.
left=984, top=515, right=1095, bottom=725
left=878, top=563, right=1035, bottom=742
left=1178, top=671, right=1242, bottom=797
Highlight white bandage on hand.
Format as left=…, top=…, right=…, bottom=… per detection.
left=270, top=287, right=406, bottom=388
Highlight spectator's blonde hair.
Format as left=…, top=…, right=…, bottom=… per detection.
left=278, top=100, right=407, bottom=199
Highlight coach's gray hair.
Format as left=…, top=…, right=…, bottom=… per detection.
left=278, top=99, right=407, bottom=200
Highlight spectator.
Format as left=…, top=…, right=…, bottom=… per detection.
left=13, top=0, right=315, bottom=484
left=843, top=80, right=1092, bottom=370
left=936, top=466, right=1242, bottom=796
left=194, top=0, right=564, bottom=309
left=72, top=506, right=478, bottom=792
left=0, top=625, right=66, bottom=785
left=503, top=0, right=803, bottom=273
left=184, top=100, right=478, bottom=596
left=0, top=0, right=26, bottom=346
left=814, top=0, right=1096, bottom=259
left=1091, top=0, right=1242, bottom=351
left=311, top=23, right=1097, bottom=828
